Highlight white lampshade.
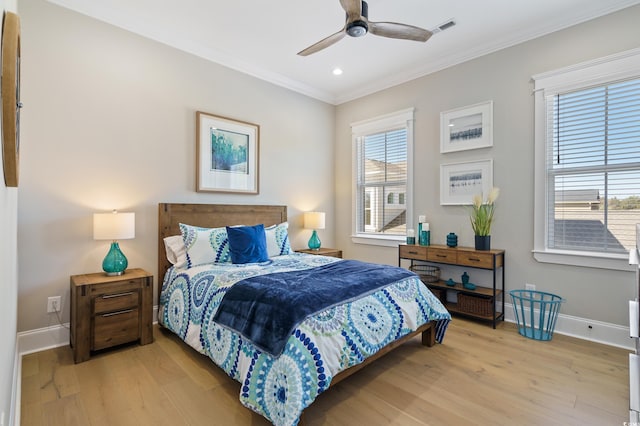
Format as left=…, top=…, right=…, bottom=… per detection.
left=304, top=211, right=325, bottom=230
left=93, top=211, right=135, bottom=240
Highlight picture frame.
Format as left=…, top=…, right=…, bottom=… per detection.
left=196, top=111, right=259, bottom=194
left=2, top=12, right=21, bottom=187
left=440, top=159, right=493, bottom=205
left=440, top=101, right=493, bottom=153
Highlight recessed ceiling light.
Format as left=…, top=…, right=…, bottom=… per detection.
left=332, top=68, right=343, bottom=76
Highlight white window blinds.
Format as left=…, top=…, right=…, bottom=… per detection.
left=546, top=77, right=640, bottom=254
left=356, top=129, right=408, bottom=235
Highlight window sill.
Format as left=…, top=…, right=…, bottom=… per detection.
left=532, top=249, right=634, bottom=272
left=351, top=234, right=404, bottom=247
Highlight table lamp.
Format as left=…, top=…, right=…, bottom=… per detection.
left=304, top=211, right=325, bottom=250
left=93, top=210, right=135, bottom=276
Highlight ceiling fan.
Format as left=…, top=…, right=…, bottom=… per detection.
left=297, top=0, right=432, bottom=56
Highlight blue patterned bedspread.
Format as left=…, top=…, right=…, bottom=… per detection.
left=159, top=253, right=451, bottom=426
left=214, top=259, right=417, bottom=356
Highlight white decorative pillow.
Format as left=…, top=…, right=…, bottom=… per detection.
left=179, top=223, right=231, bottom=267
left=163, top=235, right=187, bottom=269
left=264, top=222, right=293, bottom=257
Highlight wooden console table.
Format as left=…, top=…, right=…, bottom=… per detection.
left=399, top=244, right=505, bottom=328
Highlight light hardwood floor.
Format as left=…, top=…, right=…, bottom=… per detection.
left=21, top=318, right=629, bottom=425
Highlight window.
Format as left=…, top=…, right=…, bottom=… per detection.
left=533, top=48, right=640, bottom=270
left=351, top=109, right=414, bottom=246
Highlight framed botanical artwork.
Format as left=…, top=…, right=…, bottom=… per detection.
left=440, top=159, right=493, bottom=205
left=440, top=101, right=493, bottom=153
left=196, top=111, right=259, bottom=194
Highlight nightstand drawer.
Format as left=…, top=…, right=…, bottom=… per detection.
left=427, top=248, right=457, bottom=264
left=399, top=245, right=427, bottom=260
left=94, top=290, right=139, bottom=314
left=89, top=279, right=141, bottom=297
left=93, top=308, right=139, bottom=350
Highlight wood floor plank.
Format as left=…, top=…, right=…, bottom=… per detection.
left=21, top=319, right=629, bottom=425
left=306, top=382, right=429, bottom=426
left=161, top=377, right=269, bottom=425
left=153, top=327, right=225, bottom=391
left=21, top=353, right=39, bottom=378
left=40, top=394, right=90, bottom=426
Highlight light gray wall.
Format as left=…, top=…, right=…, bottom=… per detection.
left=335, top=6, right=640, bottom=326
left=18, top=0, right=335, bottom=332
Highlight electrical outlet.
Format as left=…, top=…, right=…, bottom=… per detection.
left=525, top=283, right=536, bottom=291
left=47, top=296, right=61, bottom=313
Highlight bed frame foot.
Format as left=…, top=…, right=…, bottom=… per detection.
left=421, top=325, right=435, bottom=347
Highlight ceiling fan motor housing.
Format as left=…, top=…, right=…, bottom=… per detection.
left=346, top=0, right=369, bottom=37
left=347, top=20, right=368, bottom=37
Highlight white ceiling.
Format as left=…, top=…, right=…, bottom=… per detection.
left=47, top=0, right=640, bottom=105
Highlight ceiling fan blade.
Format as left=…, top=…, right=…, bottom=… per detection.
left=339, top=0, right=362, bottom=22
left=297, top=29, right=346, bottom=56
left=368, top=21, right=432, bottom=42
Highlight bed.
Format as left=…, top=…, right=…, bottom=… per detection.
left=157, top=203, right=451, bottom=425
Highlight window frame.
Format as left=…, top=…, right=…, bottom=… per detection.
left=533, top=48, right=640, bottom=271
left=351, top=108, right=414, bottom=247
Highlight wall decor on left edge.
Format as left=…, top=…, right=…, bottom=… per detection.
left=2, top=11, right=21, bottom=187
left=195, top=111, right=260, bottom=194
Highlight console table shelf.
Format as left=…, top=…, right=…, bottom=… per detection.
left=398, top=244, right=505, bottom=328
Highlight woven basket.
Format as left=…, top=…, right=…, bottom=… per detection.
left=457, top=293, right=493, bottom=317
left=410, top=264, right=440, bottom=283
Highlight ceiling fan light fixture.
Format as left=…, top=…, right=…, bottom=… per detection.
left=346, top=21, right=368, bottom=37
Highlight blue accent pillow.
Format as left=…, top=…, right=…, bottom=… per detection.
left=226, top=224, right=269, bottom=264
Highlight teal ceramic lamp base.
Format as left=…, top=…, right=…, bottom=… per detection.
left=102, top=241, right=128, bottom=276
left=308, top=230, right=321, bottom=250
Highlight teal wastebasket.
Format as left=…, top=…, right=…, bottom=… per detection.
left=510, top=290, right=564, bottom=341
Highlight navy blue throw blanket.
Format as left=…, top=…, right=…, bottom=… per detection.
left=213, top=259, right=416, bottom=357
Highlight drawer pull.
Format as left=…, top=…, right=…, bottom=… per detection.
left=101, top=309, right=134, bottom=317
left=436, top=254, right=447, bottom=258
left=408, top=251, right=419, bottom=254
left=102, top=292, right=135, bottom=299
left=468, top=257, right=481, bottom=262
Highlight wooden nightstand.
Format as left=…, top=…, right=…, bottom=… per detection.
left=70, top=268, right=153, bottom=363
left=297, top=247, right=343, bottom=258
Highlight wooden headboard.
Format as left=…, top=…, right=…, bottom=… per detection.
left=157, top=203, right=288, bottom=292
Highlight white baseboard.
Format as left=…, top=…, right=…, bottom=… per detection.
left=18, top=323, right=70, bottom=356
left=503, top=302, right=633, bottom=350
